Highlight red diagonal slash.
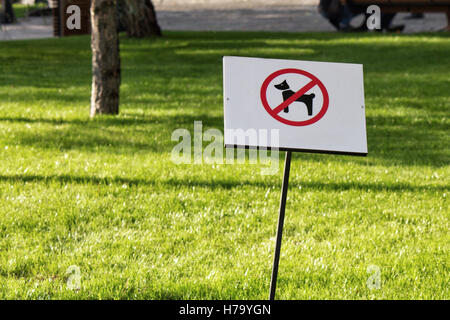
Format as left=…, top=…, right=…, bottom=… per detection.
left=271, top=79, right=318, bottom=115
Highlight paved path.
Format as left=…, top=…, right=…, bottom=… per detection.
left=156, top=4, right=336, bottom=32
left=154, top=0, right=448, bottom=33
left=0, top=0, right=447, bottom=41
left=0, top=16, right=53, bottom=41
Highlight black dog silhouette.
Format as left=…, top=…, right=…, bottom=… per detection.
left=274, top=80, right=315, bottom=115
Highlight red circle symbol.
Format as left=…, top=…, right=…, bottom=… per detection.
left=260, top=68, right=329, bottom=126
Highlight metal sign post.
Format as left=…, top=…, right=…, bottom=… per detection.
left=269, top=151, right=292, bottom=300
left=223, top=56, right=368, bottom=300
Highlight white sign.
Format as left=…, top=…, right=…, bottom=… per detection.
left=223, top=56, right=367, bottom=156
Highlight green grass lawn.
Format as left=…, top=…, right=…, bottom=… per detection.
left=12, top=4, right=41, bottom=19
left=0, top=31, right=448, bottom=299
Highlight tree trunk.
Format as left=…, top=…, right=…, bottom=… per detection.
left=117, top=0, right=161, bottom=37
left=90, top=0, right=121, bottom=117
left=1, top=0, right=16, bottom=24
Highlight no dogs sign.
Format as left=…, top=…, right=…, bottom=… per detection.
left=223, top=56, right=367, bottom=155
left=260, top=68, right=329, bottom=127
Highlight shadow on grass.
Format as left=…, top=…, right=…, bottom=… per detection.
left=1, top=32, right=449, bottom=167
left=0, top=111, right=447, bottom=167
left=0, top=113, right=223, bottom=127
left=0, top=173, right=447, bottom=193
left=2, top=32, right=448, bottom=87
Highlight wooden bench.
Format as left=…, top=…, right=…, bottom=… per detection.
left=347, top=0, right=450, bottom=29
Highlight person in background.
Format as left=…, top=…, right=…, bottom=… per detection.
left=318, top=0, right=351, bottom=30
left=318, top=0, right=404, bottom=32
left=338, top=0, right=354, bottom=30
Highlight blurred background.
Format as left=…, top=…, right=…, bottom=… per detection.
left=1, top=0, right=448, bottom=40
